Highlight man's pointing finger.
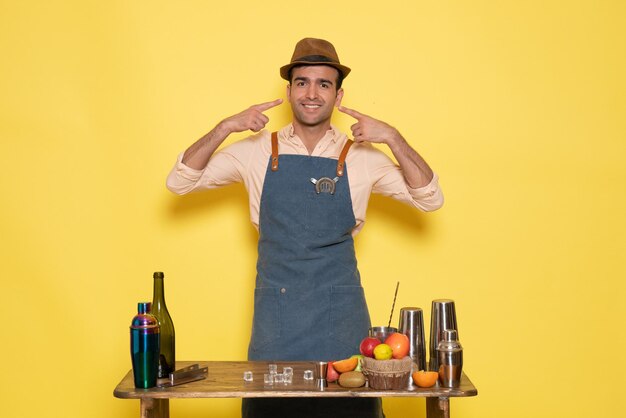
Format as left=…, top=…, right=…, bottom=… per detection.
left=254, top=98, right=283, bottom=112
left=338, top=105, right=365, bottom=119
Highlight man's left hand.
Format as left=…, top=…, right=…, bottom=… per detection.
left=338, top=105, right=401, bottom=145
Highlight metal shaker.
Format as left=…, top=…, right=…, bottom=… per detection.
left=369, top=326, right=398, bottom=342
left=130, top=302, right=160, bottom=388
left=398, top=307, right=426, bottom=371
left=428, top=299, right=458, bottom=371
left=437, top=329, right=463, bottom=387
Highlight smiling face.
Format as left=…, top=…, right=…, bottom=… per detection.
left=287, top=65, right=344, bottom=130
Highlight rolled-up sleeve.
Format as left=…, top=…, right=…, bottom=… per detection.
left=165, top=153, right=205, bottom=195
left=366, top=145, right=444, bottom=212
left=405, top=173, right=444, bottom=212
left=165, top=137, right=256, bottom=195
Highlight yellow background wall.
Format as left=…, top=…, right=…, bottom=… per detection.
left=1, top=1, right=624, bottom=417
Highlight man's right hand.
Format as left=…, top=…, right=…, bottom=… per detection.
left=220, top=99, right=283, bottom=134
left=182, top=99, right=283, bottom=170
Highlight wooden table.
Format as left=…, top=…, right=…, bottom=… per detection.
left=114, top=361, right=477, bottom=418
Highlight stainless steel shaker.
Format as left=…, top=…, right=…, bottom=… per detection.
left=398, top=307, right=426, bottom=371
left=428, top=299, right=458, bottom=371
left=369, top=326, right=398, bottom=342
left=437, top=329, right=463, bottom=387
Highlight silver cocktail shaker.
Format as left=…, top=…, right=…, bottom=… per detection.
left=437, top=329, right=463, bottom=387
left=398, top=307, right=426, bottom=371
left=429, top=299, right=458, bottom=371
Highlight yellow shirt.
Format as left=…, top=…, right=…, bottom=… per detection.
left=166, top=124, right=444, bottom=236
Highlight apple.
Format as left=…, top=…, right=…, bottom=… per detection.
left=327, top=361, right=339, bottom=382
left=384, top=332, right=410, bottom=359
left=359, top=336, right=381, bottom=358
left=350, top=354, right=364, bottom=372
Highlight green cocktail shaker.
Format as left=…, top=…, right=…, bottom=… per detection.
left=130, top=302, right=160, bottom=388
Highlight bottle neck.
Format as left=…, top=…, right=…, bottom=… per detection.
left=153, top=277, right=166, bottom=307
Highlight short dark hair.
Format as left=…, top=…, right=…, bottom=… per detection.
left=288, top=64, right=344, bottom=89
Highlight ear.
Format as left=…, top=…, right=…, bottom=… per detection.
left=286, top=84, right=292, bottom=102
left=334, top=88, right=344, bottom=107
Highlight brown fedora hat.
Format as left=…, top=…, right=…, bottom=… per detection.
left=280, top=38, right=351, bottom=81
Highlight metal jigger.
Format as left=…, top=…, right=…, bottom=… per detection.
left=315, top=361, right=328, bottom=389
left=398, top=307, right=426, bottom=372
left=428, top=299, right=458, bottom=372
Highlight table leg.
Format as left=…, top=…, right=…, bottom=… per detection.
left=140, top=398, right=170, bottom=418
left=426, top=397, right=450, bottom=418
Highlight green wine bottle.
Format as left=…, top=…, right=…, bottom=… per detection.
left=151, top=271, right=175, bottom=378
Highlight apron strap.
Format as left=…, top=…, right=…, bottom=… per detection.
left=271, top=131, right=279, bottom=171
left=270, top=132, right=353, bottom=176
left=336, top=139, right=353, bottom=177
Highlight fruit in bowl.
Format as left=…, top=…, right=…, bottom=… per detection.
left=373, top=343, right=393, bottom=360
left=359, top=337, right=381, bottom=358
left=361, top=355, right=412, bottom=390
left=384, top=332, right=410, bottom=359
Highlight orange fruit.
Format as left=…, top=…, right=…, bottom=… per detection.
left=412, top=370, right=439, bottom=388
left=350, top=354, right=364, bottom=372
left=384, top=333, right=410, bottom=359
left=333, top=356, right=358, bottom=373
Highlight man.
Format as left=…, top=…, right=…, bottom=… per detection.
left=167, top=38, right=443, bottom=418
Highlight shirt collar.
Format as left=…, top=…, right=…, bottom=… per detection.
left=282, top=123, right=341, bottom=144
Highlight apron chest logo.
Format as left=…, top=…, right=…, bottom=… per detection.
left=310, top=177, right=339, bottom=194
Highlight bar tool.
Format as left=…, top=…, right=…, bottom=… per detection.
left=437, top=329, right=463, bottom=388
left=369, top=326, right=398, bottom=342
left=130, top=302, right=160, bottom=389
left=398, top=307, right=426, bottom=372
left=315, top=361, right=328, bottom=389
left=387, top=281, right=400, bottom=328
left=429, top=299, right=458, bottom=371
left=369, top=282, right=401, bottom=342
left=156, top=363, right=208, bottom=387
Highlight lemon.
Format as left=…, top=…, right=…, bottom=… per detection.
left=373, top=343, right=393, bottom=360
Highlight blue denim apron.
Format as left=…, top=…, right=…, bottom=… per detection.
left=242, top=132, right=384, bottom=418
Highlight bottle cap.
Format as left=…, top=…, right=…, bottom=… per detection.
left=154, top=272, right=164, bottom=279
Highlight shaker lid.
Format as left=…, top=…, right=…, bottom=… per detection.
left=130, top=302, right=160, bottom=331
left=444, top=329, right=458, bottom=341
left=437, top=328, right=462, bottom=351
left=138, top=302, right=151, bottom=314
